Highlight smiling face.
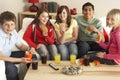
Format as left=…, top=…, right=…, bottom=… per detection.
left=82, top=6, right=94, bottom=21
left=38, top=11, right=49, bottom=25
left=106, top=9, right=120, bottom=29
left=1, top=20, right=15, bottom=35
left=106, top=15, right=115, bottom=28
left=59, top=9, right=67, bottom=22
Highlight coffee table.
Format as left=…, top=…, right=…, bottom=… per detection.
left=24, top=61, right=120, bottom=80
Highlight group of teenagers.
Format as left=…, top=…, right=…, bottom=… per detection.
left=0, top=2, right=120, bottom=80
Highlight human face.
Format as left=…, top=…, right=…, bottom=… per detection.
left=39, top=12, right=49, bottom=25
left=82, top=6, right=94, bottom=21
left=59, top=9, right=67, bottom=22
left=106, top=15, right=115, bottom=28
left=1, top=20, right=15, bottom=35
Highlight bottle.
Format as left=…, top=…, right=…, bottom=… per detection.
left=83, top=55, right=90, bottom=66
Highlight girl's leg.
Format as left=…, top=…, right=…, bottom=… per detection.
left=57, top=44, right=69, bottom=60
left=36, top=44, right=50, bottom=60
left=88, top=41, right=104, bottom=51
left=68, top=43, right=78, bottom=59
left=89, top=56, right=117, bottom=65
left=47, top=44, right=58, bottom=60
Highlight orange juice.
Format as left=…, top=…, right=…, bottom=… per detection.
left=70, top=54, right=76, bottom=64
left=54, top=54, right=61, bottom=64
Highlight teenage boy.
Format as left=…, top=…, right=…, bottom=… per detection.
left=0, top=11, right=35, bottom=80
left=76, top=2, right=104, bottom=58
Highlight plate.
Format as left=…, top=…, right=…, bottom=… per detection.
left=61, top=65, right=82, bottom=75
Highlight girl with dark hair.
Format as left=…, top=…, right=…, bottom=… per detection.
left=23, top=8, right=58, bottom=60
left=54, top=5, right=78, bottom=60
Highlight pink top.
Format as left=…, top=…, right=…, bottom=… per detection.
left=99, top=26, right=120, bottom=65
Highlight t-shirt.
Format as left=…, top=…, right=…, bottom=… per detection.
left=0, top=28, right=21, bottom=56
left=54, top=19, right=78, bottom=40
left=76, top=15, right=102, bottom=41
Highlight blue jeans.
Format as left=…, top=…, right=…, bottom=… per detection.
left=77, top=41, right=104, bottom=58
left=36, top=44, right=58, bottom=60
left=56, top=42, right=78, bottom=60
left=6, top=51, right=25, bottom=80
left=5, top=61, right=19, bottom=80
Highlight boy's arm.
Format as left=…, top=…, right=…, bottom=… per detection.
left=16, top=42, right=29, bottom=51
left=0, top=51, right=24, bottom=62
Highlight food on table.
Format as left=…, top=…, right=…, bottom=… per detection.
left=61, top=65, right=82, bottom=75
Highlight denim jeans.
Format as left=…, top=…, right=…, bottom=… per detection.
left=5, top=61, right=19, bottom=80
left=89, top=56, right=117, bottom=65
left=36, top=44, right=58, bottom=60
left=5, top=51, right=25, bottom=80
left=56, top=42, right=78, bottom=60
left=77, top=41, right=104, bottom=58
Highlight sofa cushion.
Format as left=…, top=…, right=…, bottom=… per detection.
left=99, top=17, right=112, bottom=42
left=0, top=60, right=6, bottom=80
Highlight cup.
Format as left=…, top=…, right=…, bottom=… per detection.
left=24, top=51, right=33, bottom=60
left=83, top=55, right=90, bottom=66
left=70, top=54, right=76, bottom=64
left=41, top=55, right=47, bottom=64
left=54, top=54, right=61, bottom=64
left=32, top=61, right=38, bottom=70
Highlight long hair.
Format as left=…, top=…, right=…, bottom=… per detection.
left=55, top=5, right=71, bottom=27
left=31, top=8, right=51, bottom=27
left=107, top=9, right=120, bottom=29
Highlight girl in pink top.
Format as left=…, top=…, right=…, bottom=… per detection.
left=90, top=9, right=120, bottom=65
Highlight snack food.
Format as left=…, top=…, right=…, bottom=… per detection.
left=59, top=23, right=66, bottom=28
left=85, top=27, right=91, bottom=34
left=41, top=26, right=48, bottom=33
left=61, top=65, right=82, bottom=75
left=95, top=33, right=102, bottom=42
left=89, top=60, right=101, bottom=67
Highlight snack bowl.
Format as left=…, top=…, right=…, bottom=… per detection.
left=61, top=65, right=82, bottom=75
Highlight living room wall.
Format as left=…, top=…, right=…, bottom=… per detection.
left=0, top=0, right=120, bottom=30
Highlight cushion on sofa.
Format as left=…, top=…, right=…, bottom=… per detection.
left=0, top=60, right=6, bottom=80
left=99, top=17, right=112, bottom=42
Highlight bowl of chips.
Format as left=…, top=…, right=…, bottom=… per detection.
left=61, top=65, right=82, bottom=75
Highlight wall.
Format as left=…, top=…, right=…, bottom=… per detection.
left=41, top=0, right=120, bottom=18
left=0, top=0, right=120, bottom=29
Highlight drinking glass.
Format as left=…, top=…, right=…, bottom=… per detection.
left=54, top=54, right=61, bottom=64
left=70, top=54, right=76, bottom=64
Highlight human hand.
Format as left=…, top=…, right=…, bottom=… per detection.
left=94, top=33, right=102, bottom=43
left=42, top=32, right=48, bottom=36
left=21, top=58, right=32, bottom=63
left=86, top=26, right=98, bottom=33
left=37, top=44, right=43, bottom=49
left=59, top=23, right=67, bottom=32
left=28, top=47, right=35, bottom=54
left=96, top=52, right=106, bottom=58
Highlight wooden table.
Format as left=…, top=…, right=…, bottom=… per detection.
left=24, top=61, right=120, bottom=80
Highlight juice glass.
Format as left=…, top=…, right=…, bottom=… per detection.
left=24, top=51, right=32, bottom=60
left=54, top=54, right=61, bottom=64
left=70, top=54, right=76, bottom=64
